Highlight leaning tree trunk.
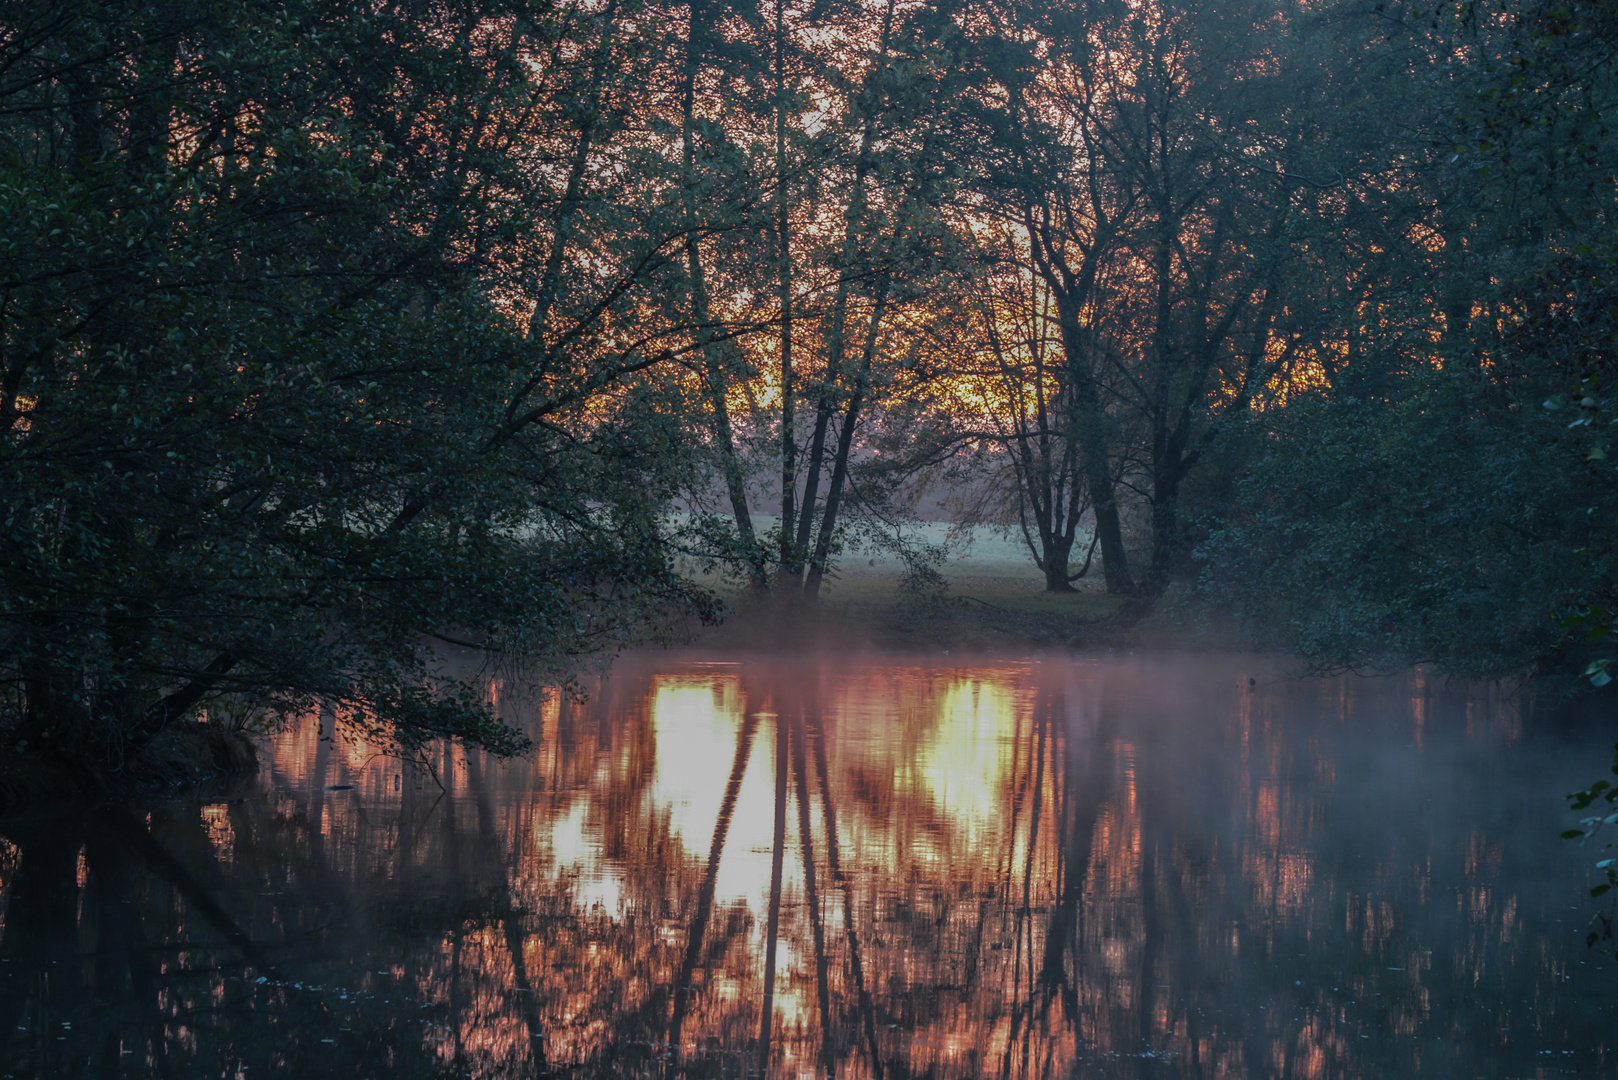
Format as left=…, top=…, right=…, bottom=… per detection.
left=680, top=0, right=764, bottom=589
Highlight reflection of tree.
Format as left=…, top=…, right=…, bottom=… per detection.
left=0, top=657, right=1606, bottom=1078
left=0, top=815, right=84, bottom=1075
left=668, top=712, right=758, bottom=1054
left=808, top=703, right=883, bottom=1076
left=759, top=699, right=788, bottom=1066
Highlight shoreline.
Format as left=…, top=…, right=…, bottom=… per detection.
left=678, top=579, right=1213, bottom=653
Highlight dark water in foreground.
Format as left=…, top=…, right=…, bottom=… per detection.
left=1, top=654, right=1614, bottom=1079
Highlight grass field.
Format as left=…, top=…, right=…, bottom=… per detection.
left=678, top=519, right=1129, bottom=650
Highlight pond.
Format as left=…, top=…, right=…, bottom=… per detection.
left=0, top=652, right=1613, bottom=1079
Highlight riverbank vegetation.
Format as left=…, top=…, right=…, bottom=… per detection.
left=1, top=0, right=1615, bottom=783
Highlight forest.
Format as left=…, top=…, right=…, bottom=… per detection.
left=1, top=0, right=1616, bottom=775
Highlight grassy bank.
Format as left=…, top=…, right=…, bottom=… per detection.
left=681, top=525, right=1145, bottom=650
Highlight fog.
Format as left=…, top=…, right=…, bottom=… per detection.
left=0, top=652, right=1611, bottom=1078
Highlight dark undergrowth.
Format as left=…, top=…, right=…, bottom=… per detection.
left=0, top=723, right=259, bottom=814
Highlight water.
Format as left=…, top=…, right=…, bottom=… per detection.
left=0, top=652, right=1613, bottom=1079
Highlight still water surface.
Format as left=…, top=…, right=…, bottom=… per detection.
left=0, top=653, right=1613, bottom=1078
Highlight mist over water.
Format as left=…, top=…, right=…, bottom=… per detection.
left=0, top=652, right=1612, bottom=1078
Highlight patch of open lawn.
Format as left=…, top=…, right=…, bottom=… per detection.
left=670, top=522, right=1134, bottom=649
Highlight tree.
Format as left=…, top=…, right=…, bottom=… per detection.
left=947, top=244, right=1100, bottom=593
left=638, top=0, right=992, bottom=601
left=974, top=0, right=1311, bottom=605
left=1195, top=0, right=1618, bottom=677
left=0, top=0, right=721, bottom=779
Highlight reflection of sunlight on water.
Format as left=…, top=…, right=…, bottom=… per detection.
left=914, top=677, right=1018, bottom=840
left=202, top=804, right=234, bottom=865
left=543, top=799, right=624, bottom=915
left=11, top=655, right=1613, bottom=1080
left=546, top=799, right=590, bottom=866
left=647, top=676, right=789, bottom=908
left=648, top=678, right=745, bottom=858
left=771, top=939, right=807, bottom=1028
left=719, top=734, right=790, bottom=905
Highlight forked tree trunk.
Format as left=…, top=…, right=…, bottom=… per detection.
left=1050, top=295, right=1133, bottom=594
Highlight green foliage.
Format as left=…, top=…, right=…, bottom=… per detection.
left=1563, top=743, right=1618, bottom=959
left=1197, top=368, right=1590, bottom=678
left=1194, top=0, right=1618, bottom=682
left=1167, top=0, right=1618, bottom=954
left=0, top=0, right=718, bottom=773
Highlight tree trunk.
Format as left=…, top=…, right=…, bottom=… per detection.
left=1051, top=292, right=1133, bottom=593
left=804, top=287, right=888, bottom=600
left=774, top=0, right=798, bottom=583
left=791, top=0, right=896, bottom=586
left=1148, top=475, right=1181, bottom=589
left=680, top=0, right=763, bottom=588
left=1042, top=537, right=1079, bottom=593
